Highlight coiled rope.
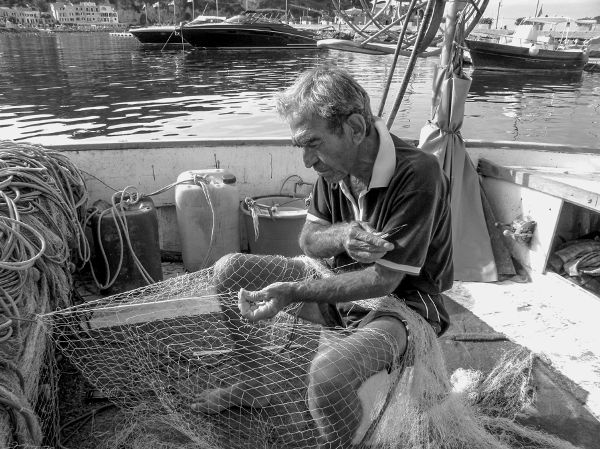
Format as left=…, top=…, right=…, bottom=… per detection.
left=0, top=140, right=89, bottom=447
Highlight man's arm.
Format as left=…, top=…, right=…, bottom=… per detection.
left=299, top=220, right=347, bottom=258
left=300, top=220, right=394, bottom=262
left=293, top=263, right=403, bottom=303
left=239, top=264, right=404, bottom=322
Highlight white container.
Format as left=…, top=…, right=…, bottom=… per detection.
left=175, top=169, right=240, bottom=271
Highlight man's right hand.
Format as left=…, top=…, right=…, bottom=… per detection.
left=343, top=221, right=394, bottom=263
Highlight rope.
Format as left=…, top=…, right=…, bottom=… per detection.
left=377, top=0, right=418, bottom=116
left=87, top=174, right=218, bottom=290
left=57, top=403, right=116, bottom=449
left=88, top=187, right=158, bottom=291
left=159, top=25, right=187, bottom=52
left=0, top=140, right=90, bottom=446
left=386, top=0, right=438, bottom=128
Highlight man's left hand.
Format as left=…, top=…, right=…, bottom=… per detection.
left=238, top=282, right=296, bottom=322
left=344, top=221, right=394, bottom=263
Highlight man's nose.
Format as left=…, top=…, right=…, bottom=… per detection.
left=303, top=148, right=317, bottom=168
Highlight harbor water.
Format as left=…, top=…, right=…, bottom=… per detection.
left=0, top=32, right=599, bottom=147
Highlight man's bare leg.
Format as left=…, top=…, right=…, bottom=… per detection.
left=191, top=253, right=323, bottom=413
left=307, top=316, right=407, bottom=448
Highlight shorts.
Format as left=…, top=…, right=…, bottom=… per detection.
left=336, top=302, right=443, bottom=336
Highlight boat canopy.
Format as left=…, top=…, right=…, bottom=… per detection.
left=521, top=16, right=575, bottom=26
left=188, top=15, right=226, bottom=25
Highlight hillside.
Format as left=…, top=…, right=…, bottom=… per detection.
left=0, top=0, right=356, bottom=16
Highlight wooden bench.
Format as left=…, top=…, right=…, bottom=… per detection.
left=478, top=158, right=600, bottom=274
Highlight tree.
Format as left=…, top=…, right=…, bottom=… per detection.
left=479, top=17, right=493, bottom=25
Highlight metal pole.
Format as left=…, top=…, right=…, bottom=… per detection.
left=192, top=0, right=194, bottom=19
left=495, top=0, right=502, bottom=29
left=216, top=0, right=219, bottom=17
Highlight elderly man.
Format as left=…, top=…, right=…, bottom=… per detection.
left=192, top=66, right=453, bottom=448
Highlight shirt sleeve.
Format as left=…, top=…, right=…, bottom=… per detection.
left=375, top=188, right=438, bottom=275
left=306, top=177, right=332, bottom=225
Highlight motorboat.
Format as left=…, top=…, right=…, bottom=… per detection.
left=129, top=15, right=225, bottom=46
left=465, top=17, right=589, bottom=73
left=181, top=10, right=317, bottom=50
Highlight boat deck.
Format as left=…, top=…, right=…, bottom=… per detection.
left=449, top=274, right=600, bottom=415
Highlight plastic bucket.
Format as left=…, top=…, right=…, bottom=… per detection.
left=241, top=195, right=308, bottom=257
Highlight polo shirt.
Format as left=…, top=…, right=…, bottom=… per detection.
left=306, top=119, right=453, bottom=332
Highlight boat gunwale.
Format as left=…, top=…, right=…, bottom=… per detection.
left=43, top=138, right=599, bottom=155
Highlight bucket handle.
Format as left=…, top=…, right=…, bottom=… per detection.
left=244, top=197, right=276, bottom=241
left=244, top=196, right=311, bottom=241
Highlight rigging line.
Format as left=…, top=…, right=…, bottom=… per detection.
left=329, top=0, right=369, bottom=39
left=386, top=0, right=438, bottom=129
left=160, top=28, right=178, bottom=52
left=357, top=0, right=386, bottom=33
left=378, top=0, right=418, bottom=117
left=360, top=1, right=428, bottom=46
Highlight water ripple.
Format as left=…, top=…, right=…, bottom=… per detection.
left=0, top=32, right=598, bottom=146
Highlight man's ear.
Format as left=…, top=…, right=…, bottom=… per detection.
left=345, top=113, right=367, bottom=144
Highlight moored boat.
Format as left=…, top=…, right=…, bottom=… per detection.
left=181, top=10, right=317, bottom=50
left=466, top=17, right=589, bottom=73
left=129, top=15, right=225, bottom=47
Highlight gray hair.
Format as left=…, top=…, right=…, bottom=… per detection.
left=276, top=66, right=373, bottom=135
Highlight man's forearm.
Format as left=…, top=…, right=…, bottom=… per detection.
left=291, top=264, right=401, bottom=305
left=299, top=222, right=348, bottom=258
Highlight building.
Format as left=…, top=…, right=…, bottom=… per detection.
left=0, top=5, right=41, bottom=26
left=50, top=1, right=118, bottom=27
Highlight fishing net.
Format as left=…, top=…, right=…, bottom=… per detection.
left=42, top=253, right=581, bottom=449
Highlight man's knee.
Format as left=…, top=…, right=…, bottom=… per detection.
left=213, top=253, right=247, bottom=290
left=308, top=350, right=355, bottom=406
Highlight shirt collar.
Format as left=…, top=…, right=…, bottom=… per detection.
left=369, top=118, right=396, bottom=189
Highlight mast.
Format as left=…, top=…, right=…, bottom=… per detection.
left=495, top=0, right=502, bottom=29
left=441, top=0, right=466, bottom=67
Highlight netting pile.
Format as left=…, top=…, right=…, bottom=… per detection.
left=43, top=254, right=580, bottom=449
left=0, top=140, right=89, bottom=447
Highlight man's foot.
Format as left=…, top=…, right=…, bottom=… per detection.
left=190, top=386, right=234, bottom=414
left=190, top=380, right=273, bottom=414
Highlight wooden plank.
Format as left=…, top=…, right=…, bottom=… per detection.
left=89, top=290, right=221, bottom=329
left=478, top=158, right=600, bottom=213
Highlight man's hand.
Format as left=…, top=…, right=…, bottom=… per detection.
left=238, top=282, right=296, bottom=322
left=343, top=221, right=394, bottom=263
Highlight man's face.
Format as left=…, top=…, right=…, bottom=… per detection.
left=289, top=114, right=357, bottom=183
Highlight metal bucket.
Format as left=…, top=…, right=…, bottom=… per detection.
left=241, top=195, right=308, bottom=257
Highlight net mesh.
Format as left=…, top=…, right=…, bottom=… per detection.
left=42, top=254, right=580, bottom=449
